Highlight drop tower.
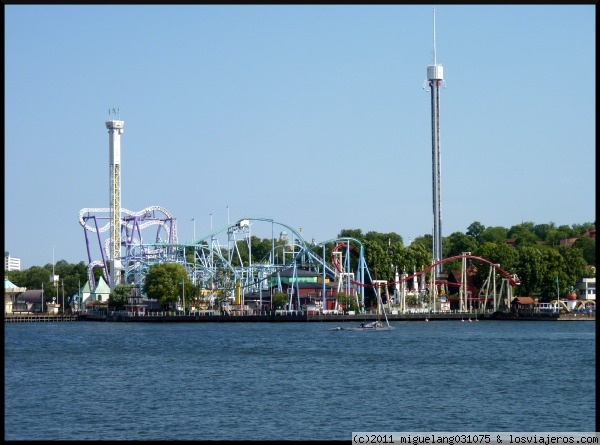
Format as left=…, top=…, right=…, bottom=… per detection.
left=106, top=114, right=124, bottom=290
left=427, top=9, right=444, bottom=277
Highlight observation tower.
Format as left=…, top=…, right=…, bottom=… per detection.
left=427, top=9, right=444, bottom=276
left=106, top=113, right=124, bottom=290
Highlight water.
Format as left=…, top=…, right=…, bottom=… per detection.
left=4, top=320, right=596, bottom=440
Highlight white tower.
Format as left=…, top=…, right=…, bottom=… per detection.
left=427, top=9, right=444, bottom=276
left=105, top=116, right=124, bottom=290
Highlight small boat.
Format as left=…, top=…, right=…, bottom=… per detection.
left=349, top=291, right=394, bottom=331
left=348, top=320, right=393, bottom=331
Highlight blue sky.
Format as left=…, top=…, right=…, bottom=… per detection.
left=5, top=5, right=596, bottom=269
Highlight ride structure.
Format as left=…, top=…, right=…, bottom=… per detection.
left=424, top=9, right=446, bottom=285
left=106, top=114, right=124, bottom=291
left=79, top=208, right=519, bottom=314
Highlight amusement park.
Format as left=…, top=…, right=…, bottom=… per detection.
left=67, top=74, right=593, bottom=320
left=77, top=203, right=523, bottom=318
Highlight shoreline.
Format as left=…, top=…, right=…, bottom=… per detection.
left=4, top=311, right=595, bottom=323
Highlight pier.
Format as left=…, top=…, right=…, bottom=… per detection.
left=4, top=314, right=83, bottom=322
left=6, top=310, right=593, bottom=323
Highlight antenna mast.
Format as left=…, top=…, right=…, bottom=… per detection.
left=433, top=8, right=437, bottom=65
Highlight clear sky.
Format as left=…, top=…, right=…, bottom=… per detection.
left=5, top=5, right=596, bottom=269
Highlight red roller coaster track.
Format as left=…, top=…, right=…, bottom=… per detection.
left=331, top=243, right=520, bottom=289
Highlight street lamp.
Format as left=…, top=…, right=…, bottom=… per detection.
left=52, top=246, right=58, bottom=311
left=180, top=279, right=185, bottom=315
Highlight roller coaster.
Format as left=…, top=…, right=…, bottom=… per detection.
left=79, top=210, right=520, bottom=312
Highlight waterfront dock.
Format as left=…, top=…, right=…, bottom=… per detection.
left=4, top=314, right=83, bottom=322
left=5, top=311, right=594, bottom=322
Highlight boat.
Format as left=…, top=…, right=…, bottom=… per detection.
left=348, top=292, right=394, bottom=331
left=348, top=319, right=394, bottom=331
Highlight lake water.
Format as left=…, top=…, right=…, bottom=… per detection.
left=4, top=320, right=596, bottom=440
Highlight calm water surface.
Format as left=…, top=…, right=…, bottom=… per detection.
left=4, top=320, right=596, bottom=440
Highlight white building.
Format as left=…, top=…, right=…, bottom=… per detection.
left=81, top=276, right=111, bottom=307
left=4, top=277, right=26, bottom=314
left=4, top=252, right=21, bottom=271
left=576, top=277, right=596, bottom=301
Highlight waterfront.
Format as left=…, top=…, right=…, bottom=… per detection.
left=4, top=309, right=595, bottom=323
left=4, top=321, right=596, bottom=440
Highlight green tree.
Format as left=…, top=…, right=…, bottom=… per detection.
left=364, top=231, right=404, bottom=248
left=272, top=292, right=288, bottom=309
left=470, top=242, right=519, bottom=296
left=572, top=236, right=596, bottom=266
left=338, top=229, right=365, bottom=243
left=508, top=222, right=538, bottom=247
left=540, top=248, right=567, bottom=299
left=514, top=246, right=546, bottom=297
left=443, top=231, right=478, bottom=258
left=108, top=284, right=132, bottom=310
left=143, top=262, right=190, bottom=309
left=405, top=242, right=432, bottom=273
left=363, top=239, right=389, bottom=281
left=557, top=245, right=588, bottom=288
left=480, top=226, right=509, bottom=244
left=466, top=221, right=485, bottom=242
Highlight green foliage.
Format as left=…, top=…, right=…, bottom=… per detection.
left=143, top=263, right=191, bottom=309
left=363, top=240, right=388, bottom=281
left=514, top=246, right=546, bottom=297
left=466, top=221, right=485, bottom=242
left=338, top=229, right=364, bottom=242
left=6, top=261, right=88, bottom=310
left=335, top=291, right=356, bottom=311
left=480, top=226, right=509, bottom=244
left=272, top=292, right=288, bottom=309
left=572, top=236, right=596, bottom=266
left=364, top=231, right=403, bottom=247
left=508, top=223, right=539, bottom=247
left=108, top=284, right=132, bottom=310
left=444, top=232, right=478, bottom=258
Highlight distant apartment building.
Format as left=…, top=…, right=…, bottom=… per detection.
left=4, top=252, right=21, bottom=271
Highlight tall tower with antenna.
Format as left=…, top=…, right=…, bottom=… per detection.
left=106, top=109, right=124, bottom=291
left=427, top=9, right=444, bottom=276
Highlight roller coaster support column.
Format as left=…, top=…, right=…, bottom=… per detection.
left=372, top=280, right=387, bottom=315
left=460, top=253, right=469, bottom=312
left=322, top=243, right=327, bottom=312
left=358, top=245, right=366, bottom=310
left=400, top=269, right=407, bottom=313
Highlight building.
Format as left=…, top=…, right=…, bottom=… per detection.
left=4, top=277, right=26, bottom=314
left=81, top=276, right=111, bottom=308
left=13, top=290, right=44, bottom=314
left=576, top=277, right=596, bottom=301
left=4, top=252, right=21, bottom=271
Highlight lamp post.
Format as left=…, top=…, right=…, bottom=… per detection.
left=210, top=213, right=214, bottom=266
left=181, top=279, right=185, bottom=315
left=191, top=217, right=197, bottom=286
left=52, top=246, right=58, bottom=310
